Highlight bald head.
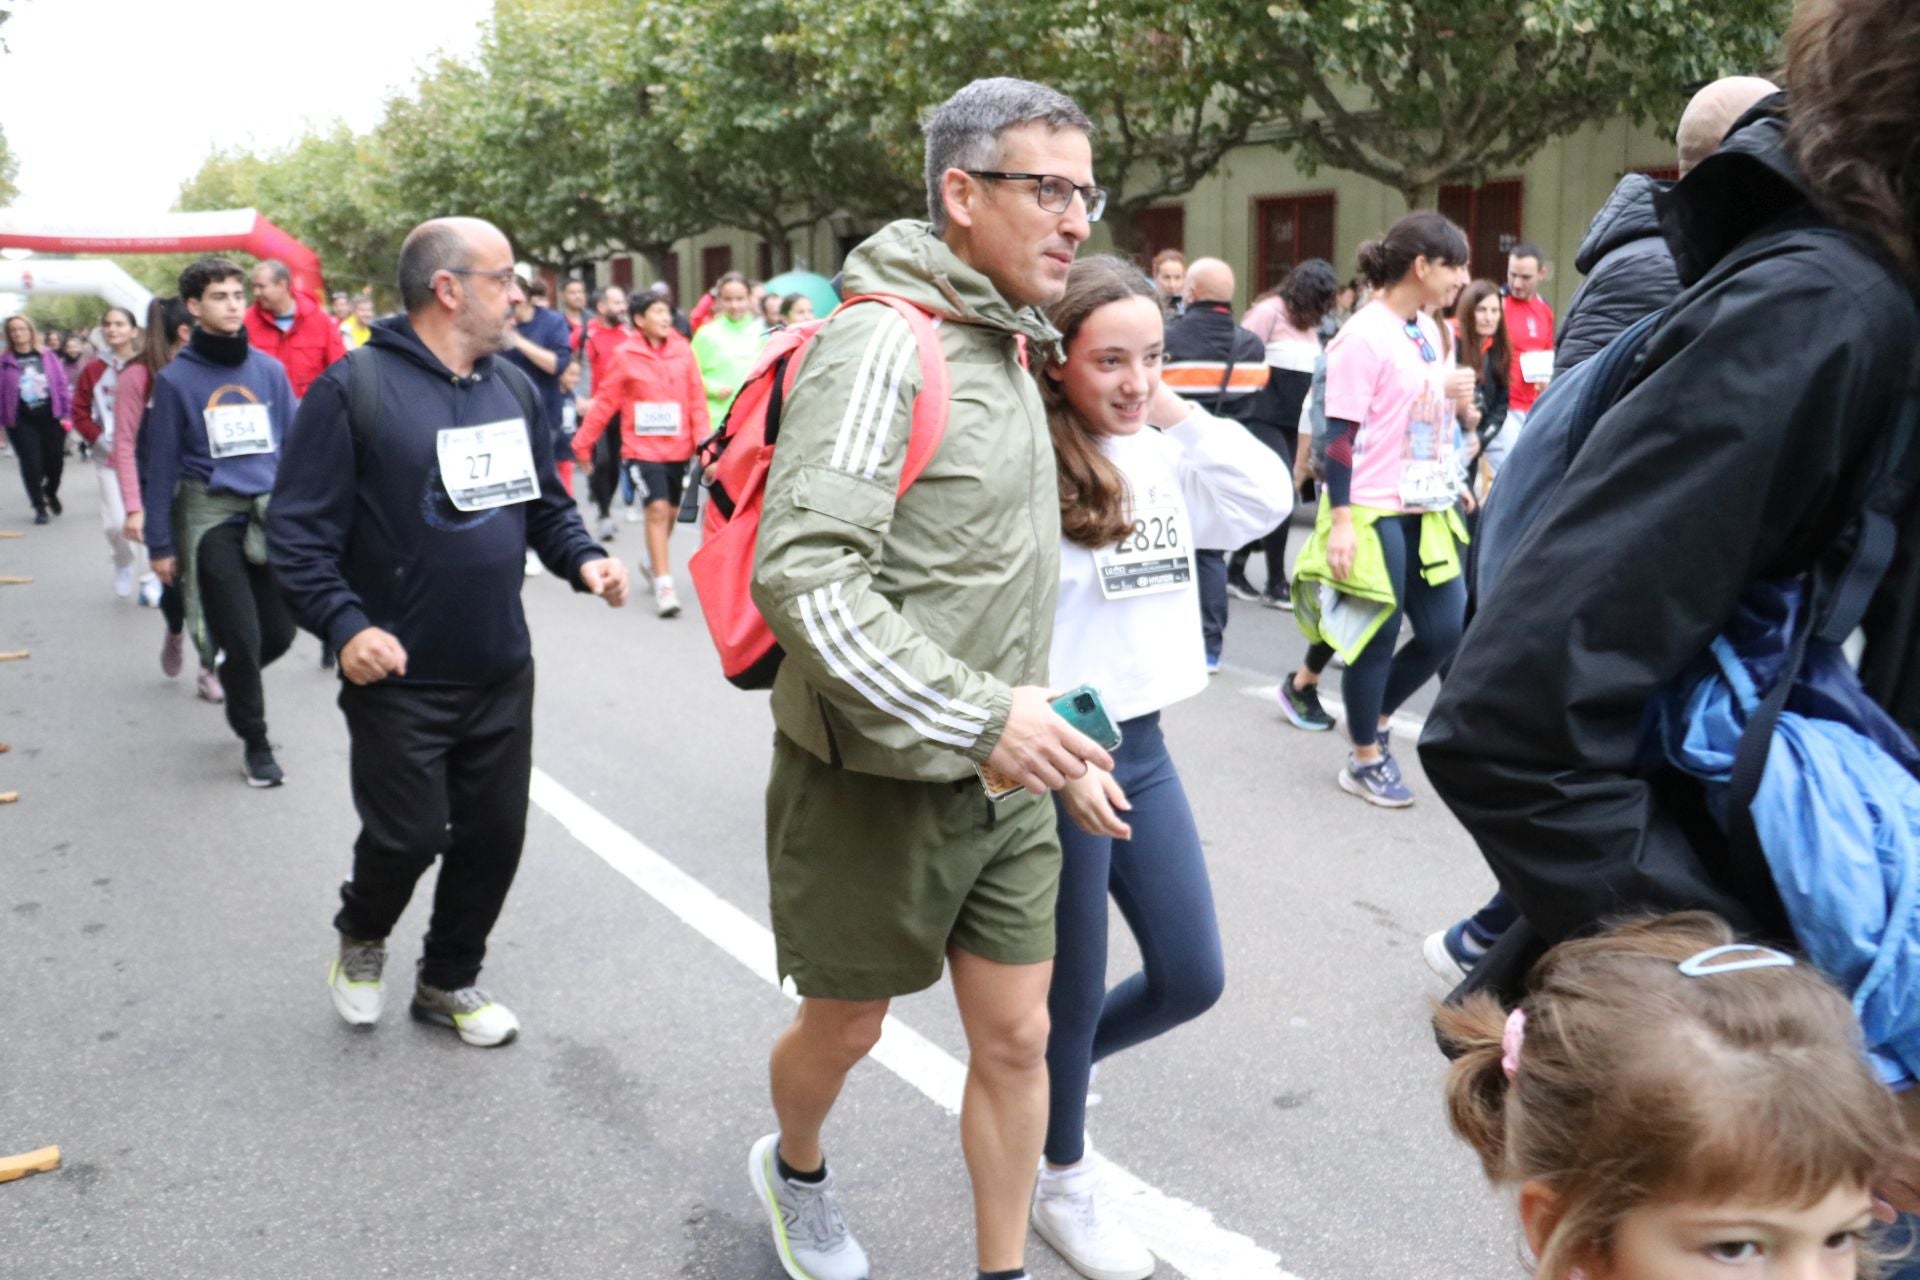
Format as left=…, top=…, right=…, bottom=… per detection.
left=1184, top=257, right=1236, bottom=306
left=1677, top=76, right=1779, bottom=176
left=397, top=216, right=511, bottom=313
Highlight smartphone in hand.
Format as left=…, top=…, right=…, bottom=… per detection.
left=977, top=685, right=1123, bottom=800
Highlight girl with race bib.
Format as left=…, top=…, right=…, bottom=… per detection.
left=1438, top=912, right=1902, bottom=1280
left=1292, top=212, right=1475, bottom=809
left=1032, top=256, right=1292, bottom=1280
left=574, top=290, right=711, bottom=619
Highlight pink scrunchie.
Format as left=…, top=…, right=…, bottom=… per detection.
left=1501, top=1008, right=1527, bottom=1081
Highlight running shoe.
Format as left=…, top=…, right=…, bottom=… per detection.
left=1339, top=754, right=1413, bottom=808
left=597, top=517, right=617, bottom=542
left=197, top=668, right=225, bottom=703
left=1422, top=920, right=1488, bottom=986
left=243, top=746, right=285, bottom=788
left=524, top=548, right=545, bottom=577
left=138, top=575, right=162, bottom=608
left=32, top=510, right=48, bottom=525
left=1205, top=655, right=1222, bottom=675
left=1032, top=1154, right=1156, bottom=1280
left=1259, top=583, right=1293, bottom=611
left=47, top=494, right=62, bottom=516
left=624, top=502, right=642, bottom=523
left=161, top=632, right=184, bottom=678
left=747, top=1133, right=869, bottom=1280
left=329, top=936, right=387, bottom=1025
left=411, top=983, right=520, bottom=1047
left=1278, top=678, right=1335, bottom=732
left=1225, top=573, right=1260, bottom=602
left=656, top=581, right=682, bottom=619
left=114, top=565, right=135, bottom=598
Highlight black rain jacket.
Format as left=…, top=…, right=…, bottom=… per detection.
left=1420, top=98, right=1920, bottom=1002
left=1555, top=172, right=1683, bottom=374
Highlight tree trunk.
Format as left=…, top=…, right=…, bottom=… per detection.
left=1103, top=203, right=1146, bottom=262
left=1402, top=179, right=1441, bottom=210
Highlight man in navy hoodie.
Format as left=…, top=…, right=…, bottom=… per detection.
left=144, top=256, right=300, bottom=788
left=268, top=217, right=628, bottom=1048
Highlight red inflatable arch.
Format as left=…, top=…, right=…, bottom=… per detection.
left=0, top=209, right=325, bottom=299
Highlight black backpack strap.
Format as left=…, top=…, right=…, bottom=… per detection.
left=1724, top=391, right=1920, bottom=879
left=345, top=346, right=383, bottom=463
left=489, top=358, right=540, bottom=428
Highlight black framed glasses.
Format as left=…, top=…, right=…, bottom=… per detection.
left=964, top=171, right=1107, bottom=222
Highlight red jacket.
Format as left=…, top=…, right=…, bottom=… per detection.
left=574, top=329, right=710, bottom=464
left=70, top=357, right=108, bottom=444
left=244, top=290, right=346, bottom=399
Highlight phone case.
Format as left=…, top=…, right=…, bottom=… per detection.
left=975, top=685, right=1123, bottom=800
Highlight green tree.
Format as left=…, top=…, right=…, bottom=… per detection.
left=1225, top=0, right=1788, bottom=208
left=796, top=0, right=1267, bottom=255
left=0, top=125, right=18, bottom=209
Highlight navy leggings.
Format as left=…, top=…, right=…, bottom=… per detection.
left=1340, top=514, right=1466, bottom=749
left=1045, top=712, right=1225, bottom=1166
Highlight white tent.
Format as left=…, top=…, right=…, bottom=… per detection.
left=0, top=258, right=154, bottom=315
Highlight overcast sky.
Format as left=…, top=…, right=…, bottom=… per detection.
left=0, top=0, right=495, bottom=226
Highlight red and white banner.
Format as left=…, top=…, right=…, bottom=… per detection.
left=0, top=208, right=326, bottom=298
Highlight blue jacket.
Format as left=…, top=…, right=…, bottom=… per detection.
left=266, top=318, right=605, bottom=687
left=500, top=305, right=574, bottom=449
left=142, top=328, right=296, bottom=558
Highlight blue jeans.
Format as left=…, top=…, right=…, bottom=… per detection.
left=1196, top=550, right=1228, bottom=663
left=1045, top=713, right=1225, bottom=1166
left=1340, top=514, right=1466, bottom=748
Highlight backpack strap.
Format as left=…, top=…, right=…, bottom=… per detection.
left=833, top=294, right=950, bottom=495
left=345, top=345, right=383, bottom=461
left=490, top=357, right=541, bottom=429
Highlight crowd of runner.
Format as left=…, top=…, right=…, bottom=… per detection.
left=6, top=1, right=1920, bottom=1276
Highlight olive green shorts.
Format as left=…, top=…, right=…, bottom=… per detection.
left=765, top=732, right=1062, bottom=1001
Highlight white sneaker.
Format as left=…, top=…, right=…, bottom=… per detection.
left=114, top=564, right=135, bottom=598
left=328, top=936, right=386, bottom=1025
left=411, top=982, right=519, bottom=1047
left=656, top=581, right=681, bottom=618
left=747, top=1133, right=869, bottom=1280
left=1032, top=1156, right=1155, bottom=1280
left=524, top=549, right=545, bottom=577
left=624, top=503, right=642, bottom=523
left=138, top=574, right=162, bottom=608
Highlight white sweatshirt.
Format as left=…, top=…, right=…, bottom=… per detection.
left=1048, top=405, right=1294, bottom=722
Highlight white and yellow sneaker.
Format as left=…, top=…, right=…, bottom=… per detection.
left=328, top=936, right=386, bottom=1026
left=411, top=982, right=520, bottom=1047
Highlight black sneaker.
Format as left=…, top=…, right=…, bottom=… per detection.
left=33, top=510, right=49, bottom=525
left=1225, top=573, right=1260, bottom=602
left=243, top=747, right=285, bottom=788
left=1259, top=582, right=1293, bottom=611
left=46, top=494, right=62, bottom=516
left=1278, top=677, right=1336, bottom=732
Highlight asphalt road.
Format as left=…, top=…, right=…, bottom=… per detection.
left=1, top=453, right=1510, bottom=1279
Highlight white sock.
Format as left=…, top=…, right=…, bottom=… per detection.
left=1039, top=1156, right=1093, bottom=1192
left=655, top=574, right=673, bottom=590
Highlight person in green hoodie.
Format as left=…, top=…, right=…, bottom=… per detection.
left=688, top=271, right=762, bottom=428
left=744, top=78, right=1110, bottom=1280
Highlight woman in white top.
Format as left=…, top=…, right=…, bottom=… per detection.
left=1030, top=256, right=1292, bottom=1280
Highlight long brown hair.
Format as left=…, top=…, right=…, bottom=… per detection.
left=4, top=314, right=43, bottom=355
left=1436, top=913, right=1901, bottom=1279
left=1454, top=280, right=1511, bottom=383
left=1039, top=255, right=1157, bottom=550
left=1785, top=0, right=1920, bottom=285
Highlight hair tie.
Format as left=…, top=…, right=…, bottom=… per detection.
left=1678, top=943, right=1797, bottom=977
left=1501, top=1007, right=1527, bottom=1081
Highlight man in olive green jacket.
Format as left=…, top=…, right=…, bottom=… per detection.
left=744, top=79, right=1111, bottom=1280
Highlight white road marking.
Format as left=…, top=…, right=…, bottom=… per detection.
left=528, top=766, right=1302, bottom=1280
left=1244, top=675, right=1428, bottom=736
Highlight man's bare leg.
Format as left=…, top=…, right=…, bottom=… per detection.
left=950, top=946, right=1054, bottom=1274
left=769, top=995, right=890, bottom=1170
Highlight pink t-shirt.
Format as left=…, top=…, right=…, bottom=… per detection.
left=1324, top=300, right=1457, bottom=512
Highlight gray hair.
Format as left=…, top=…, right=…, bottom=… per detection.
left=397, top=221, right=472, bottom=312
left=923, top=77, right=1093, bottom=234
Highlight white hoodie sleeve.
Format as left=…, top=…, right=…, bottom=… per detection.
left=1160, top=402, right=1294, bottom=550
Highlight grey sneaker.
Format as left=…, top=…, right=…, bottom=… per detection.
left=328, top=936, right=386, bottom=1025
left=411, top=982, right=520, bottom=1047
left=748, top=1133, right=870, bottom=1280
left=1339, top=754, right=1414, bottom=808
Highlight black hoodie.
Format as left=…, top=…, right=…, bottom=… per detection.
left=267, top=318, right=605, bottom=686
left=1555, top=172, right=1682, bottom=374
left=1420, top=97, right=1920, bottom=1000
